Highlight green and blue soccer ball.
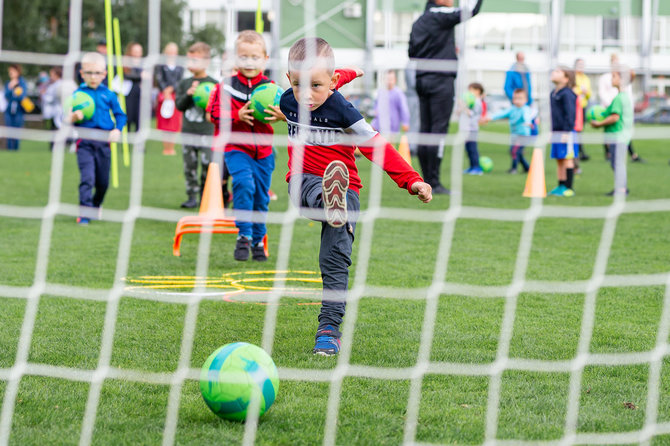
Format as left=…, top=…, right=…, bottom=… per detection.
left=193, top=82, right=215, bottom=109
left=587, top=105, right=607, bottom=122
left=200, top=342, right=279, bottom=421
left=66, top=91, right=96, bottom=122
left=250, top=83, right=284, bottom=122
left=479, top=156, right=493, bottom=172
left=462, top=91, right=476, bottom=109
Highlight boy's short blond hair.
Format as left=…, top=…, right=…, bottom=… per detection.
left=236, top=30, right=266, bottom=54
left=187, top=42, right=211, bottom=57
left=287, top=37, right=335, bottom=75
left=613, top=64, right=635, bottom=86
left=81, top=52, right=106, bottom=67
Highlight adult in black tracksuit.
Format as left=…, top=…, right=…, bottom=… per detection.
left=408, top=0, right=484, bottom=194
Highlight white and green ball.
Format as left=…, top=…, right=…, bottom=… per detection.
left=199, top=342, right=279, bottom=421
left=479, top=156, right=494, bottom=173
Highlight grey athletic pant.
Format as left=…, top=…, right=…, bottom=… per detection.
left=289, top=173, right=360, bottom=336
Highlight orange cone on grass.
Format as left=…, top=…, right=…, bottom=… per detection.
left=398, top=134, right=412, bottom=166
left=523, top=148, right=547, bottom=198
left=199, top=162, right=226, bottom=217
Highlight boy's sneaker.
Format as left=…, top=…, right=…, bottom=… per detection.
left=507, top=168, right=518, bottom=174
left=562, top=188, right=575, bottom=197
left=549, top=185, right=566, bottom=196
left=606, top=188, right=630, bottom=196
left=234, top=236, right=251, bottom=261
left=251, top=241, right=267, bottom=262
left=76, top=217, right=90, bottom=225
left=313, top=325, right=341, bottom=356
left=181, top=198, right=198, bottom=209
left=268, top=189, right=278, bottom=201
left=322, top=160, right=349, bottom=228
left=468, top=167, right=483, bottom=175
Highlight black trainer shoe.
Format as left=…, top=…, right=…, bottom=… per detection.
left=606, top=188, right=629, bottom=196
left=234, top=236, right=251, bottom=261
left=252, top=241, right=267, bottom=262
left=181, top=198, right=198, bottom=209
left=432, top=184, right=451, bottom=195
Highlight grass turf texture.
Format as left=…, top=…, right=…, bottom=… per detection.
left=1, top=122, right=670, bottom=445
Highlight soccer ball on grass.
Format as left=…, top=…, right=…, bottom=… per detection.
left=200, top=342, right=279, bottom=421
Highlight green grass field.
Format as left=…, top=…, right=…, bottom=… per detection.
left=1, top=122, right=670, bottom=445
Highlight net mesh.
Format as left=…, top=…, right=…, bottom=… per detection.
left=1, top=0, right=670, bottom=445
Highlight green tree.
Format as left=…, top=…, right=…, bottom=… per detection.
left=1, top=0, right=187, bottom=71
left=184, top=24, right=226, bottom=56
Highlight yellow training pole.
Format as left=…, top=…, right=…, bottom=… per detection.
left=113, top=17, right=130, bottom=167
left=256, top=0, right=264, bottom=33
left=104, top=0, right=119, bottom=188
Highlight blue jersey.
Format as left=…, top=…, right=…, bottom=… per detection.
left=74, top=83, right=126, bottom=131
left=550, top=86, right=576, bottom=132
left=490, top=105, right=534, bottom=136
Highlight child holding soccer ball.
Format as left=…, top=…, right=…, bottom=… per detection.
left=460, top=82, right=485, bottom=175
left=549, top=66, right=578, bottom=197
left=590, top=65, right=634, bottom=196
left=279, top=37, right=432, bottom=356
left=207, top=31, right=284, bottom=262
left=484, top=88, right=535, bottom=174
left=68, top=52, right=127, bottom=225
left=4, top=64, right=28, bottom=150
left=175, top=42, right=218, bottom=209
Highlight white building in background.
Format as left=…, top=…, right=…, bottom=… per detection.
left=181, top=1, right=670, bottom=98
left=183, top=0, right=276, bottom=54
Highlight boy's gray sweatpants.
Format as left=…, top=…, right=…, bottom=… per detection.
left=290, top=174, right=360, bottom=337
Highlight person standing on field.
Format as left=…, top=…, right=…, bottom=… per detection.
left=408, top=0, right=484, bottom=195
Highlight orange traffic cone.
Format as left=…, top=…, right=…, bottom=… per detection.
left=398, top=134, right=412, bottom=166
left=523, top=148, right=547, bottom=198
left=199, top=162, right=226, bottom=217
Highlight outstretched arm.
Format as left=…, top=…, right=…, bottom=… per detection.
left=358, top=133, right=425, bottom=195
left=436, top=0, right=485, bottom=27
left=334, top=67, right=363, bottom=90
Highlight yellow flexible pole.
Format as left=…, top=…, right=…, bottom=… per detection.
left=104, top=0, right=119, bottom=188
left=256, top=0, right=264, bottom=33
left=113, top=17, right=130, bottom=167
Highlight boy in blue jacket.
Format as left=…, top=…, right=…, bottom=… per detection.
left=484, top=88, right=535, bottom=174
left=68, top=52, right=127, bottom=224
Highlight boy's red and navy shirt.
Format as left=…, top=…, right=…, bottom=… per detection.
left=279, top=89, right=423, bottom=194
left=208, top=71, right=274, bottom=159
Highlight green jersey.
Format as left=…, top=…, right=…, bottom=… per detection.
left=604, top=91, right=632, bottom=144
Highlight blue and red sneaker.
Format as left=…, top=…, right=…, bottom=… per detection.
left=313, top=325, right=341, bottom=356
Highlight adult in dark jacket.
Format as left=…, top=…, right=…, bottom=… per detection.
left=123, top=42, right=143, bottom=132
left=408, top=0, right=484, bottom=194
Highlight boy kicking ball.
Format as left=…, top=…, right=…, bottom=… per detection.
left=279, top=37, right=432, bottom=356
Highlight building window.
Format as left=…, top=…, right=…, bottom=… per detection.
left=603, top=17, right=619, bottom=41
left=238, top=11, right=272, bottom=32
